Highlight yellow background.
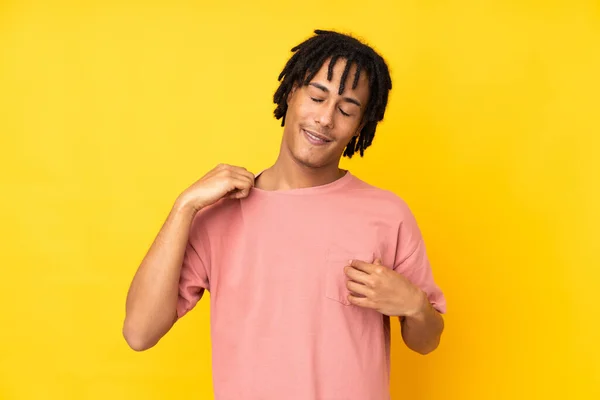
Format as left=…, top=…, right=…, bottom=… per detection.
left=1, top=0, right=598, bottom=399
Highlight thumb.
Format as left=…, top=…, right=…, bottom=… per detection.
left=373, top=258, right=382, bottom=265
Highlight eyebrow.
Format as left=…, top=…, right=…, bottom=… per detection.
left=309, top=82, right=362, bottom=108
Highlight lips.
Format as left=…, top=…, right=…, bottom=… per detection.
left=302, top=128, right=332, bottom=145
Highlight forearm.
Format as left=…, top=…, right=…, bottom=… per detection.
left=400, top=293, right=444, bottom=355
left=123, top=199, right=197, bottom=350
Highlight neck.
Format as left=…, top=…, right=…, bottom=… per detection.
left=257, top=150, right=345, bottom=191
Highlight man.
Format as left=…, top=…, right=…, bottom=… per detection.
left=124, top=29, right=446, bottom=400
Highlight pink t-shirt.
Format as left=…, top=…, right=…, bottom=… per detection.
left=177, top=170, right=446, bottom=400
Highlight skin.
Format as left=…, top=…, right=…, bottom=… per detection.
left=259, top=57, right=444, bottom=355
left=123, top=57, right=444, bottom=355
left=254, top=58, right=368, bottom=191
left=346, top=258, right=445, bottom=355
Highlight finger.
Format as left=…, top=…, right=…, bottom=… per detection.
left=349, top=259, right=375, bottom=273
left=226, top=166, right=255, bottom=186
left=227, top=187, right=251, bottom=199
left=225, top=177, right=253, bottom=196
left=224, top=169, right=255, bottom=188
left=374, top=258, right=382, bottom=265
left=346, top=280, right=374, bottom=297
left=349, top=290, right=366, bottom=298
left=231, top=173, right=254, bottom=189
left=347, top=294, right=376, bottom=309
left=202, top=164, right=236, bottom=183
left=214, top=167, right=252, bottom=188
left=207, top=164, right=252, bottom=185
left=344, top=265, right=370, bottom=284
left=211, top=163, right=232, bottom=176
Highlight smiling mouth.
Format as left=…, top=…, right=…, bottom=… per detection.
left=302, top=129, right=332, bottom=145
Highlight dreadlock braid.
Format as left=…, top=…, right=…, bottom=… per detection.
left=274, top=29, right=392, bottom=158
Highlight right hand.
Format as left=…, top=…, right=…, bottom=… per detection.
left=177, top=164, right=255, bottom=212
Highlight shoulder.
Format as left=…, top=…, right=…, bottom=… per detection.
left=347, top=173, right=417, bottom=221
left=347, top=175, right=427, bottom=249
left=190, top=197, right=240, bottom=232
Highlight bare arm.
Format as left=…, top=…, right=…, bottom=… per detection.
left=122, top=199, right=196, bottom=351
left=122, top=164, right=255, bottom=351
left=400, top=293, right=445, bottom=355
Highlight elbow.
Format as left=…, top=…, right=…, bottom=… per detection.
left=122, top=320, right=157, bottom=352
left=124, top=335, right=154, bottom=352
left=412, top=336, right=442, bottom=355
left=414, top=345, right=437, bottom=356
left=122, top=311, right=177, bottom=351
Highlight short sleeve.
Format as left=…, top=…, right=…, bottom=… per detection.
left=393, top=207, right=447, bottom=314
left=176, top=213, right=211, bottom=319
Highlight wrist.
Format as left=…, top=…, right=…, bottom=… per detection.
left=173, top=196, right=200, bottom=218
left=405, top=289, right=430, bottom=321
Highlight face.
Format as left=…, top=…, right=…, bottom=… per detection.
left=282, top=58, right=371, bottom=169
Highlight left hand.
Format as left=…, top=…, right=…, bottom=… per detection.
left=344, top=258, right=427, bottom=317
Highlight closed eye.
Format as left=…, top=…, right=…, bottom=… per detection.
left=311, top=97, right=351, bottom=117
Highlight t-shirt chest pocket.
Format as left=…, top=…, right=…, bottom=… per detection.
left=325, top=246, right=375, bottom=306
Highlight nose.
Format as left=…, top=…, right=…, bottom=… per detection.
left=315, top=102, right=335, bottom=129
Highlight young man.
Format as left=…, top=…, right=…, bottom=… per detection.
left=124, top=29, right=446, bottom=400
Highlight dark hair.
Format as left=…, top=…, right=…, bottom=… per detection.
left=273, top=29, right=392, bottom=158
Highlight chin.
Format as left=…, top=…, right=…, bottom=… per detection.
left=296, top=157, right=325, bottom=169
left=292, top=148, right=333, bottom=169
